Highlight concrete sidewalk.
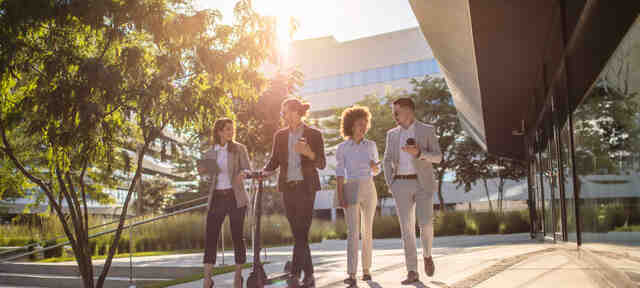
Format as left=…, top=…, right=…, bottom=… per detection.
left=169, top=233, right=639, bottom=288
left=4, top=234, right=637, bottom=287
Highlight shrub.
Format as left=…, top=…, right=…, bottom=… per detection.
left=372, top=215, right=400, bottom=239
left=500, top=211, right=530, bottom=234
left=43, top=239, right=63, bottom=258
left=326, top=219, right=347, bottom=240
left=435, top=211, right=466, bottom=236
left=603, top=205, right=626, bottom=230
left=474, top=212, right=500, bottom=234
left=464, top=214, right=479, bottom=235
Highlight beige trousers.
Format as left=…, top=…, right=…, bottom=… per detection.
left=391, top=179, right=434, bottom=273
left=344, top=178, right=377, bottom=275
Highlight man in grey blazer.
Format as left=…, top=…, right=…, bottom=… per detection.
left=383, top=98, right=442, bottom=284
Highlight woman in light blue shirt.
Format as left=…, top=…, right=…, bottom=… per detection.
left=335, top=105, right=380, bottom=286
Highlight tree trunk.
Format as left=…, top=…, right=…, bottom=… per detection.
left=483, top=178, right=493, bottom=212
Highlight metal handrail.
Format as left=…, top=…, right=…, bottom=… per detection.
left=0, top=195, right=209, bottom=258
left=0, top=202, right=208, bottom=262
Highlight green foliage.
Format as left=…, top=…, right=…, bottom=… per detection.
left=573, top=82, right=640, bottom=175
left=135, top=177, right=175, bottom=214
left=614, top=225, right=640, bottom=232
left=0, top=0, right=279, bottom=285
left=434, top=211, right=466, bottom=236
left=473, top=212, right=501, bottom=234
left=499, top=210, right=530, bottom=234
left=410, top=77, right=462, bottom=208
left=372, top=214, right=401, bottom=239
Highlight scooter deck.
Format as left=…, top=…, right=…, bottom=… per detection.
left=264, top=272, right=290, bottom=285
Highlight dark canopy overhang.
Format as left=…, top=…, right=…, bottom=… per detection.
left=409, top=0, right=640, bottom=160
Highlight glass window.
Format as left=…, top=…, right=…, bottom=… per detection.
left=572, top=18, right=640, bottom=246
left=353, top=71, right=363, bottom=86
left=343, top=72, right=353, bottom=88
left=392, top=63, right=409, bottom=80
left=317, top=78, right=327, bottom=93
left=379, top=66, right=392, bottom=82
left=408, top=60, right=422, bottom=77
left=365, top=69, right=378, bottom=84
left=335, top=74, right=344, bottom=90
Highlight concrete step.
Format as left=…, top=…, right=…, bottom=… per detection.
left=0, top=262, right=201, bottom=279
left=0, top=272, right=167, bottom=288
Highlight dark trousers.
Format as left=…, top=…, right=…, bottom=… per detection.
left=282, top=181, right=316, bottom=277
left=203, top=192, right=247, bottom=265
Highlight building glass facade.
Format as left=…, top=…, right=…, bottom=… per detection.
left=300, top=58, right=439, bottom=95
left=530, top=17, right=640, bottom=246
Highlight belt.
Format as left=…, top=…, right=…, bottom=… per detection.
left=285, top=180, right=304, bottom=186
left=213, top=189, right=234, bottom=196
left=394, top=174, right=417, bottom=180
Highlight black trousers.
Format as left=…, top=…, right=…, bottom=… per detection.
left=203, top=192, right=247, bottom=265
left=282, top=181, right=317, bottom=276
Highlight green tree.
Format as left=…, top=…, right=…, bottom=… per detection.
left=0, top=1, right=276, bottom=287
left=134, top=177, right=175, bottom=214
left=409, top=76, right=462, bottom=211
left=453, top=136, right=496, bottom=211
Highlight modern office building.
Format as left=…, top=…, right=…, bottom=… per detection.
left=0, top=129, right=189, bottom=220
left=288, top=27, right=440, bottom=116
left=409, top=0, right=640, bottom=249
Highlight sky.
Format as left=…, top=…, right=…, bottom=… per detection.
left=195, top=0, right=419, bottom=42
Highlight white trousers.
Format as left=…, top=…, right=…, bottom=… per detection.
left=344, top=178, right=377, bottom=275
left=391, top=179, right=434, bottom=272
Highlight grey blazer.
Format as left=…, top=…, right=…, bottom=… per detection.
left=382, top=121, right=443, bottom=193
left=202, top=141, right=251, bottom=208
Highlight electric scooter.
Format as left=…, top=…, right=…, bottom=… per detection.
left=246, top=171, right=293, bottom=288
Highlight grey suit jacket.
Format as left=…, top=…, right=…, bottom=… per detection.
left=202, top=141, right=251, bottom=208
left=383, top=121, right=443, bottom=193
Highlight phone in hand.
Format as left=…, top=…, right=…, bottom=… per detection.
left=406, top=138, right=416, bottom=146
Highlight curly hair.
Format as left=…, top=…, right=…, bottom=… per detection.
left=340, top=105, right=371, bottom=139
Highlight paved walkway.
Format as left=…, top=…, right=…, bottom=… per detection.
left=161, top=233, right=627, bottom=288
left=4, top=233, right=638, bottom=287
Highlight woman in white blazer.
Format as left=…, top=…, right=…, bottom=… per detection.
left=335, top=105, right=381, bottom=286
left=198, top=118, right=251, bottom=288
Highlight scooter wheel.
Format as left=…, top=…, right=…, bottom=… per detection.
left=284, top=260, right=292, bottom=273
left=247, top=274, right=263, bottom=288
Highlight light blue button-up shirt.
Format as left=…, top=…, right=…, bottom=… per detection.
left=335, top=139, right=380, bottom=180
left=287, top=126, right=304, bottom=181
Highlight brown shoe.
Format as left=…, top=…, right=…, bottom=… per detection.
left=400, top=271, right=419, bottom=284
left=424, top=256, right=435, bottom=277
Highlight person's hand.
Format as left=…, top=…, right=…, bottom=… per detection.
left=260, top=169, right=276, bottom=180
left=370, top=160, right=380, bottom=174
left=401, top=144, right=420, bottom=157
left=197, top=164, right=207, bottom=175
left=235, top=171, right=246, bottom=183
left=337, top=187, right=348, bottom=208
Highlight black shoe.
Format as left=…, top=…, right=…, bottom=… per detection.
left=361, top=274, right=372, bottom=281
left=301, top=275, right=315, bottom=288
left=344, top=277, right=356, bottom=286
left=400, top=271, right=419, bottom=285
left=287, top=276, right=301, bottom=288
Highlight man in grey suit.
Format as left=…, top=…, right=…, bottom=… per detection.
left=383, top=97, right=442, bottom=284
